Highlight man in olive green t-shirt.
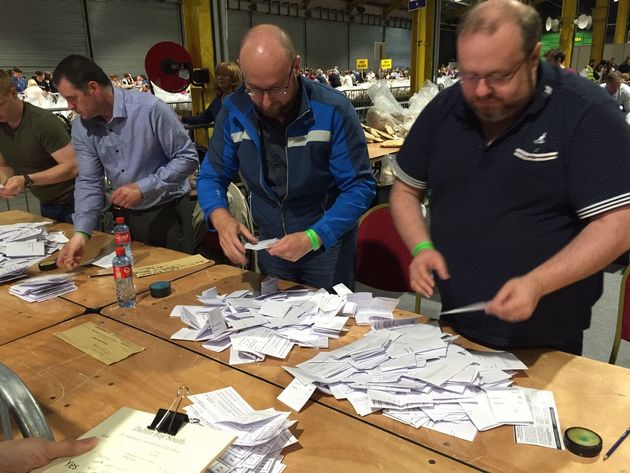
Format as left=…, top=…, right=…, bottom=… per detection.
left=0, top=70, right=77, bottom=223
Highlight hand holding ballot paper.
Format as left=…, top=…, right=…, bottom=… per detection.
left=0, top=437, right=98, bottom=473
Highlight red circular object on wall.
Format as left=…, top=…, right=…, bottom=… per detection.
left=145, top=41, right=192, bottom=92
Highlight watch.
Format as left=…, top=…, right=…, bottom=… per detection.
left=22, top=174, right=33, bottom=188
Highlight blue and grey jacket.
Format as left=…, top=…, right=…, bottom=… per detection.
left=197, top=77, right=376, bottom=249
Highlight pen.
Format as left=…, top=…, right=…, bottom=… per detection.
left=603, top=426, right=630, bottom=461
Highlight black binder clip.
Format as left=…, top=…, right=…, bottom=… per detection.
left=147, top=386, right=190, bottom=436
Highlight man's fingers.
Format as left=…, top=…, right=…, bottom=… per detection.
left=238, top=224, right=257, bottom=243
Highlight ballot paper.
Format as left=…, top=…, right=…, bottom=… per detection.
left=440, top=301, right=488, bottom=315
left=277, top=378, right=317, bottom=411
left=0, top=222, right=65, bottom=282
left=90, top=250, right=117, bottom=268
left=185, top=387, right=297, bottom=473
left=283, top=322, right=535, bottom=443
left=514, top=388, right=564, bottom=449
left=244, top=238, right=279, bottom=250
left=9, top=273, right=77, bottom=302
left=172, top=284, right=354, bottom=364
left=34, top=407, right=236, bottom=473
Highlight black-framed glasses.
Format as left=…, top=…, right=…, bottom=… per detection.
left=459, top=56, right=528, bottom=88
left=245, top=61, right=295, bottom=97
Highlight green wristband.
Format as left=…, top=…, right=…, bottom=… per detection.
left=412, top=241, right=434, bottom=257
left=76, top=231, right=92, bottom=240
left=304, top=228, right=321, bottom=251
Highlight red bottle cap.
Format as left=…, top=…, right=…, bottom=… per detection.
left=115, top=246, right=126, bottom=256
left=115, top=217, right=125, bottom=224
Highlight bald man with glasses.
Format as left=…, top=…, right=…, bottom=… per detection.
left=197, top=24, right=375, bottom=290
left=390, top=0, right=630, bottom=355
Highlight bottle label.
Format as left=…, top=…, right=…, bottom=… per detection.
left=113, top=265, right=133, bottom=280
left=114, top=231, right=130, bottom=244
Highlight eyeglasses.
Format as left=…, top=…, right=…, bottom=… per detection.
left=245, top=61, right=295, bottom=97
left=459, top=56, right=528, bottom=88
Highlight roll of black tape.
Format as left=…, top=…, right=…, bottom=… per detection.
left=150, top=281, right=171, bottom=298
left=564, top=427, right=603, bottom=457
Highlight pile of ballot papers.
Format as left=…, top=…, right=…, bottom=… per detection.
left=280, top=321, right=563, bottom=446
left=170, top=281, right=400, bottom=364
left=0, top=222, right=68, bottom=283
left=9, top=273, right=77, bottom=302
left=185, top=387, right=296, bottom=473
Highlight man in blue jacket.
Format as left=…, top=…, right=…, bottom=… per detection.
left=197, top=24, right=375, bottom=289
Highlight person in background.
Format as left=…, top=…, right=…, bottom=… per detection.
left=390, top=0, right=630, bottom=355
left=109, top=74, right=123, bottom=88
left=618, top=56, right=630, bottom=74
left=182, top=62, right=242, bottom=126
left=33, top=71, right=50, bottom=92
left=10, top=68, right=26, bottom=93
left=44, top=71, right=57, bottom=93
left=0, top=437, right=97, bottom=473
left=601, top=70, right=630, bottom=125
left=197, top=24, right=375, bottom=289
left=52, top=54, right=200, bottom=268
left=580, top=59, right=597, bottom=81
left=0, top=70, right=77, bottom=223
left=121, top=73, right=134, bottom=88
left=23, top=78, right=47, bottom=107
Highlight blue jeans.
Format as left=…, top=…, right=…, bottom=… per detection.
left=258, top=227, right=357, bottom=291
left=40, top=200, right=74, bottom=224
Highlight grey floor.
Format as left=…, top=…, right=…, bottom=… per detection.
left=6, top=192, right=629, bottom=368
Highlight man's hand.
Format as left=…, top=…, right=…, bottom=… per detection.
left=485, top=275, right=544, bottom=322
left=211, top=208, right=257, bottom=265
left=110, top=183, right=142, bottom=208
left=56, top=233, right=88, bottom=269
left=0, top=175, right=26, bottom=197
left=409, top=249, right=450, bottom=297
left=267, top=232, right=313, bottom=262
left=0, top=437, right=98, bottom=473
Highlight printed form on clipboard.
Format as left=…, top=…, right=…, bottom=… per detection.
left=34, top=407, right=236, bottom=473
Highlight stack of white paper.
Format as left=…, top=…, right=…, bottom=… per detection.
left=170, top=284, right=368, bottom=364
left=0, top=222, right=68, bottom=282
left=280, top=323, right=562, bottom=444
left=184, top=387, right=297, bottom=473
left=9, top=273, right=77, bottom=302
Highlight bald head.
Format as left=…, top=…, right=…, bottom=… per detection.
left=239, top=24, right=296, bottom=65
left=457, top=0, right=541, bottom=56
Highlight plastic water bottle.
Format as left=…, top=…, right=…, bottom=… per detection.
left=113, top=216, right=133, bottom=262
left=112, top=246, right=136, bottom=308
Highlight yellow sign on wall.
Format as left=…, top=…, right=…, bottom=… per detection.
left=380, top=58, right=392, bottom=69
left=356, top=58, right=369, bottom=70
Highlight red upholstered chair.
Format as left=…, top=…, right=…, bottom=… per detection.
left=356, top=203, right=421, bottom=313
left=610, top=264, right=630, bottom=364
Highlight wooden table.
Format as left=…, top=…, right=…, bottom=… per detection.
left=102, top=264, right=630, bottom=472
left=0, top=314, right=476, bottom=472
left=0, top=211, right=215, bottom=310
left=0, top=294, right=84, bottom=346
left=367, top=143, right=400, bottom=160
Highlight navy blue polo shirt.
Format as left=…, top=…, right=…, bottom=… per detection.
left=394, top=62, right=630, bottom=348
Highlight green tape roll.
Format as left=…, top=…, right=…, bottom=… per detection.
left=564, top=426, right=603, bottom=457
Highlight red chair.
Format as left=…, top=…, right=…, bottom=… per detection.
left=356, top=203, right=421, bottom=313
left=610, top=264, right=630, bottom=363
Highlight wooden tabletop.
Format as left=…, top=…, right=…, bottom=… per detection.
left=368, top=142, right=400, bottom=160
left=0, top=210, right=54, bottom=225
left=0, top=211, right=215, bottom=310
left=0, top=293, right=84, bottom=346
left=0, top=314, right=476, bottom=473
left=101, top=264, right=630, bottom=472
